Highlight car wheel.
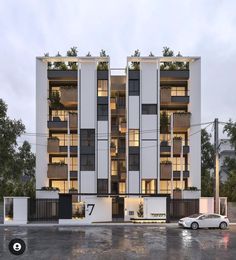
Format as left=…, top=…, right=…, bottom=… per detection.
left=219, top=222, right=227, bottom=230
left=191, top=222, right=199, bottom=230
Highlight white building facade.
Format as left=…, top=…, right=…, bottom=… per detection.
left=35, top=55, right=201, bottom=223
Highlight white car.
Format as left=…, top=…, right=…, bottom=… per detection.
left=178, top=213, right=229, bottom=230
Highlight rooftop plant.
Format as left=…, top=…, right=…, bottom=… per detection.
left=129, top=49, right=140, bottom=70
left=97, top=49, right=109, bottom=70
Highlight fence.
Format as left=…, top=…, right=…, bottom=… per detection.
left=170, top=199, right=199, bottom=220
left=28, top=199, right=59, bottom=222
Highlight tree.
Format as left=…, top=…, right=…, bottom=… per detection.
left=137, top=202, right=143, bottom=218
left=97, top=49, right=109, bottom=70
left=67, top=46, right=78, bottom=70
left=223, top=119, right=236, bottom=152
left=0, top=99, right=35, bottom=200
left=201, top=129, right=214, bottom=197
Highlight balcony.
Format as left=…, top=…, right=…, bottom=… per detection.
left=160, top=163, right=172, bottom=179
left=173, top=113, right=191, bottom=131
left=160, top=70, right=189, bottom=80
left=47, top=138, right=60, bottom=153
left=47, top=70, right=77, bottom=80
left=60, top=87, right=77, bottom=107
left=48, top=113, right=77, bottom=130
left=47, top=163, right=68, bottom=179
left=69, top=113, right=77, bottom=129
left=160, top=141, right=190, bottom=155
left=160, top=87, right=189, bottom=106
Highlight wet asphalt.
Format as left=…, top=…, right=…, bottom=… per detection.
left=0, top=225, right=236, bottom=260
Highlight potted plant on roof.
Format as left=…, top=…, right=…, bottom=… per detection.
left=129, top=49, right=140, bottom=70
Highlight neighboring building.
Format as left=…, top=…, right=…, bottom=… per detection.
left=219, top=139, right=235, bottom=183
left=35, top=55, right=201, bottom=222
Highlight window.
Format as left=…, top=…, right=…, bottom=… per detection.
left=51, top=133, right=78, bottom=146
left=129, top=154, right=140, bottom=171
left=129, top=79, right=140, bottom=95
left=51, top=157, right=78, bottom=171
left=142, top=179, right=156, bottom=194
left=159, top=180, right=186, bottom=194
left=80, top=129, right=95, bottom=147
left=171, top=87, right=187, bottom=96
left=129, top=129, right=139, bottom=146
left=80, top=154, right=95, bottom=171
left=97, top=104, right=108, bottom=121
left=97, top=179, right=108, bottom=194
left=98, top=80, right=108, bottom=96
left=142, top=104, right=157, bottom=114
left=111, top=160, right=118, bottom=176
left=119, top=182, right=126, bottom=193
left=50, top=180, right=78, bottom=193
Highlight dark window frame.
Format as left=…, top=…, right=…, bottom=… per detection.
left=97, top=104, right=108, bottom=121
left=97, top=179, right=108, bottom=194
left=142, top=104, right=157, bottom=115
left=129, top=153, right=140, bottom=171
left=80, top=154, right=95, bottom=171
left=129, top=79, right=140, bottom=96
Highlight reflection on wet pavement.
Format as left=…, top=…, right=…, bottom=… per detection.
left=0, top=226, right=235, bottom=259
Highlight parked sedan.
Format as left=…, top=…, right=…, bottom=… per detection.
left=178, top=213, right=229, bottom=230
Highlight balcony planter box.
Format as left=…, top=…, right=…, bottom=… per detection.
left=160, top=70, right=189, bottom=79
left=182, top=190, right=201, bottom=199
left=160, top=162, right=172, bottom=179
left=173, top=112, right=191, bottom=131
left=36, top=190, right=59, bottom=199
left=173, top=138, right=182, bottom=155
left=47, top=163, right=68, bottom=179
left=47, top=138, right=60, bottom=153
left=47, top=70, right=77, bottom=80
left=173, top=190, right=182, bottom=199
left=160, top=87, right=171, bottom=104
left=60, top=87, right=77, bottom=107
left=69, top=113, right=77, bottom=129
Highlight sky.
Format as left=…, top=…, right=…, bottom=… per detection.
left=0, top=0, right=236, bottom=149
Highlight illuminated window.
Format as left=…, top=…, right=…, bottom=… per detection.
left=51, top=133, right=78, bottom=146
left=171, top=87, right=186, bottom=96
left=160, top=180, right=186, bottom=194
left=141, top=179, right=156, bottom=194
left=129, top=129, right=139, bottom=146
left=111, top=160, right=118, bottom=176
left=98, top=80, right=108, bottom=96
left=50, top=180, right=78, bottom=193
left=51, top=157, right=78, bottom=171
left=119, top=182, right=126, bottom=193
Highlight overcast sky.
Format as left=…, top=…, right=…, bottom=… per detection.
left=0, top=0, right=236, bottom=148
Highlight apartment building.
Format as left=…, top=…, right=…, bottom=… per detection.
left=36, top=55, right=201, bottom=222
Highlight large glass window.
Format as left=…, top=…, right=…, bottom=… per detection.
left=80, top=129, right=95, bottom=147
left=171, top=87, right=187, bottom=96
left=160, top=180, right=186, bottom=194
left=98, top=80, right=108, bottom=96
left=141, top=179, right=156, bottom=194
left=111, top=160, right=118, bottom=176
left=51, top=157, right=78, bottom=171
left=97, top=179, right=108, bottom=194
left=129, top=154, right=140, bottom=171
left=142, top=104, right=157, bottom=115
left=80, top=154, right=95, bottom=171
left=119, top=182, right=126, bottom=193
left=51, top=133, right=78, bottom=146
left=50, top=110, right=77, bottom=121
left=129, top=79, right=140, bottom=96
left=50, top=180, right=78, bottom=193
left=129, top=129, right=139, bottom=146
left=97, top=104, right=108, bottom=121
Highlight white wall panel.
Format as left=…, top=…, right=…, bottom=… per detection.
left=141, top=115, right=157, bottom=140
left=98, top=141, right=108, bottom=179
left=141, top=141, right=157, bottom=179
left=128, top=171, right=140, bottom=193
left=189, top=59, right=201, bottom=189
left=98, top=121, right=108, bottom=139
left=36, top=59, right=48, bottom=191
left=80, top=62, right=96, bottom=128
left=80, top=171, right=96, bottom=193
left=141, top=62, right=157, bottom=103
left=128, top=96, right=139, bottom=128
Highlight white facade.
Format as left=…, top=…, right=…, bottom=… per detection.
left=35, top=55, right=201, bottom=223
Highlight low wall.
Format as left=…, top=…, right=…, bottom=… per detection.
left=228, top=202, right=236, bottom=222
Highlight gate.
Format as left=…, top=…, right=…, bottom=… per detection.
left=28, top=199, right=59, bottom=222
left=170, top=199, right=199, bottom=220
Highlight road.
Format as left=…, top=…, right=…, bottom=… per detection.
left=0, top=225, right=236, bottom=259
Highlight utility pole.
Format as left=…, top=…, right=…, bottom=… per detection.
left=214, top=118, right=219, bottom=214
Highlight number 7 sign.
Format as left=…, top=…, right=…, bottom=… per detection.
left=87, top=204, right=95, bottom=215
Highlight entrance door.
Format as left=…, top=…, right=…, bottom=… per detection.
left=112, top=197, right=124, bottom=221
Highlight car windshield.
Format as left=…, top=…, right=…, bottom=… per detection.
left=188, top=213, right=202, bottom=218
